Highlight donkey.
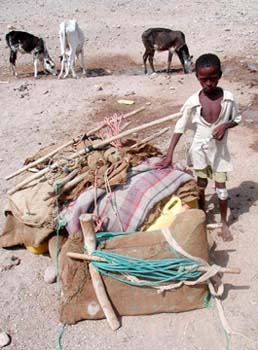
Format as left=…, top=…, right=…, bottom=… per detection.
left=5, top=30, right=56, bottom=78
left=142, top=28, right=193, bottom=74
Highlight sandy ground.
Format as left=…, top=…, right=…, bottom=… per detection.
left=0, top=1, right=258, bottom=349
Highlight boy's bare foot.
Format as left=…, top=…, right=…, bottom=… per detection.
left=219, top=223, right=233, bottom=241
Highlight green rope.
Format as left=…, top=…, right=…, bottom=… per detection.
left=91, top=250, right=203, bottom=287
left=96, top=231, right=134, bottom=242
left=55, top=220, right=65, bottom=296
left=223, top=328, right=230, bottom=350
left=50, top=323, right=66, bottom=350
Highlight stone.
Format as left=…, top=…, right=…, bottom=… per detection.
left=247, top=63, right=258, bottom=72
left=0, top=254, right=20, bottom=272
left=44, top=265, right=57, bottom=284
left=124, top=90, right=135, bottom=96
left=0, top=332, right=11, bottom=347
left=95, top=84, right=103, bottom=91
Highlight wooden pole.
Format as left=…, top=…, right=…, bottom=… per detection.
left=67, top=252, right=106, bottom=262
left=8, top=111, right=182, bottom=195
left=67, top=251, right=241, bottom=274
left=80, top=214, right=97, bottom=252
left=79, top=214, right=120, bottom=331
left=43, top=169, right=79, bottom=200
left=5, top=139, right=77, bottom=181
left=130, top=127, right=170, bottom=148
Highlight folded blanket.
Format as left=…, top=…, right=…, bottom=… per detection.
left=60, top=157, right=194, bottom=234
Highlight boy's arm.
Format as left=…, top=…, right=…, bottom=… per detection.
left=155, top=133, right=183, bottom=168
left=212, top=121, right=238, bottom=140
left=213, top=98, right=241, bottom=140
left=155, top=99, right=192, bottom=168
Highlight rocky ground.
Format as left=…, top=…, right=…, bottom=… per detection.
left=0, top=1, right=258, bottom=349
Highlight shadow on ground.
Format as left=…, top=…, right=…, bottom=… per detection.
left=206, top=180, right=258, bottom=225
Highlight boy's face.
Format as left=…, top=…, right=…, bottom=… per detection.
left=196, top=65, right=222, bottom=94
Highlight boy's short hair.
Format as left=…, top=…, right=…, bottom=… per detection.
left=195, top=53, right=222, bottom=74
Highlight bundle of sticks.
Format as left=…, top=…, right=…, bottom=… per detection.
left=5, top=108, right=182, bottom=199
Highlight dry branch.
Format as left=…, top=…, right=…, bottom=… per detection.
left=5, top=139, right=77, bottom=181
left=130, top=127, right=170, bottom=148
left=79, top=214, right=120, bottom=331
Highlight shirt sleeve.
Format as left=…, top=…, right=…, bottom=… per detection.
left=230, top=100, right=241, bottom=124
left=174, top=102, right=193, bottom=133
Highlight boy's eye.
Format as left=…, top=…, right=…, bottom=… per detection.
left=200, top=77, right=218, bottom=83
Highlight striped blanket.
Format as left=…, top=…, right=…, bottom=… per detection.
left=60, top=157, right=194, bottom=234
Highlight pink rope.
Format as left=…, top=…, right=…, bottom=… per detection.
left=99, top=113, right=123, bottom=147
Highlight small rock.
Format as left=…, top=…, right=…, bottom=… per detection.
left=43, top=90, right=49, bottom=95
left=247, top=63, right=258, bottom=72
left=44, top=265, right=57, bottom=284
left=95, top=84, right=103, bottom=91
left=0, top=255, right=20, bottom=272
left=0, top=332, right=11, bottom=347
left=150, top=72, right=158, bottom=78
left=7, top=25, right=16, bottom=30
left=124, top=90, right=135, bottom=96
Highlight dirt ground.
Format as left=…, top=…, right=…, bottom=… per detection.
left=1, top=1, right=258, bottom=349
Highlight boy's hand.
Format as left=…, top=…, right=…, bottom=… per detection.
left=154, top=157, right=173, bottom=169
left=212, top=124, right=228, bottom=140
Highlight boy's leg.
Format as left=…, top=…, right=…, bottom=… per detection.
left=215, top=181, right=233, bottom=241
left=197, top=177, right=208, bottom=211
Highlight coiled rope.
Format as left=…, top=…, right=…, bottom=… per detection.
left=91, top=250, right=203, bottom=287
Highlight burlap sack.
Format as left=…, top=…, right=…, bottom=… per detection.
left=59, top=209, right=209, bottom=324
left=0, top=179, right=56, bottom=247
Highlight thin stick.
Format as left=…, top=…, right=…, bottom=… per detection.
left=89, top=264, right=120, bottom=330
left=67, top=252, right=241, bottom=274
left=67, top=252, right=106, bottom=262
left=43, top=169, right=79, bottom=200
left=120, top=121, right=131, bottom=131
left=59, top=171, right=89, bottom=192
left=130, top=127, right=170, bottom=148
left=5, top=139, right=77, bottom=181
left=79, top=214, right=120, bottom=331
left=80, top=214, right=96, bottom=253
left=8, top=111, right=181, bottom=195
left=206, top=223, right=223, bottom=229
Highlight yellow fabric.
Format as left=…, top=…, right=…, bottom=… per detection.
left=26, top=241, right=49, bottom=254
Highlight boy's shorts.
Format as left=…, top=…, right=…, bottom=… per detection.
left=195, top=166, right=227, bottom=183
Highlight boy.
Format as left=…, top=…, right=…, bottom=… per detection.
left=156, top=53, right=241, bottom=241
